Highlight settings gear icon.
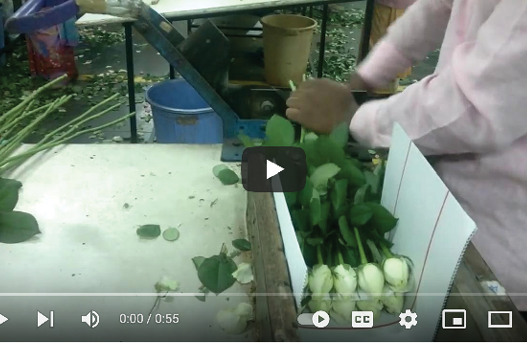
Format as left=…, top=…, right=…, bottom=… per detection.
left=399, top=309, right=418, bottom=329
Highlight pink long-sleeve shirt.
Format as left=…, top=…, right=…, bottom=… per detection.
left=351, top=0, right=527, bottom=310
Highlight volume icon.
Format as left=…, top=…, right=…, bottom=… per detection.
left=81, top=310, right=100, bottom=328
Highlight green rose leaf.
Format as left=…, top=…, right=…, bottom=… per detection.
left=310, top=163, right=341, bottom=194
left=217, top=168, right=240, bottom=185
left=338, top=216, right=357, bottom=247
left=304, top=132, right=319, bottom=142
left=331, top=179, right=348, bottom=213
left=213, top=164, right=229, bottom=177
left=349, top=204, right=374, bottom=226
left=354, top=184, right=370, bottom=204
left=306, top=237, right=324, bottom=246
left=319, top=201, right=331, bottom=235
left=265, top=115, right=295, bottom=146
left=197, top=254, right=237, bottom=294
left=316, top=136, right=347, bottom=167
left=0, top=211, right=41, bottom=244
left=329, top=122, right=349, bottom=148
left=309, top=196, right=322, bottom=227
left=299, top=179, right=314, bottom=208
left=237, top=133, right=254, bottom=148
left=337, top=160, right=366, bottom=187
left=162, top=227, right=180, bottom=241
left=137, top=224, right=161, bottom=238
left=232, top=238, right=252, bottom=251
left=291, top=209, right=311, bottom=232
left=0, top=178, right=23, bottom=212
left=301, top=295, right=312, bottom=307
left=365, top=202, right=398, bottom=233
left=284, top=192, right=297, bottom=207
left=192, top=256, right=206, bottom=270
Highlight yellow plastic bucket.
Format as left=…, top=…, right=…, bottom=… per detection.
left=261, top=14, right=317, bottom=87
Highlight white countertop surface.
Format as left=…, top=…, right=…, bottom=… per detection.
left=76, top=0, right=344, bottom=26
left=0, top=144, right=253, bottom=341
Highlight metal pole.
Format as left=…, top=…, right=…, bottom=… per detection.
left=124, top=23, right=138, bottom=143
left=169, top=21, right=176, bottom=79
left=358, top=0, right=375, bottom=63
left=317, top=4, right=329, bottom=78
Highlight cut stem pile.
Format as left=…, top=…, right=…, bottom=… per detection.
left=0, top=74, right=135, bottom=174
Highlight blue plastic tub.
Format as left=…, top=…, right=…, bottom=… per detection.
left=146, top=79, right=223, bottom=144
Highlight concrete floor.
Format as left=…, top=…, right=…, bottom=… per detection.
left=5, top=1, right=439, bottom=144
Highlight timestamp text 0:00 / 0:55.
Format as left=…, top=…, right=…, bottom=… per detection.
left=119, top=314, right=180, bottom=324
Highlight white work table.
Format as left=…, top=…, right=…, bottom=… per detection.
left=77, top=0, right=352, bottom=26
left=0, top=144, right=253, bottom=341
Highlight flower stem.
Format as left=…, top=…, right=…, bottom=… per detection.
left=337, top=251, right=344, bottom=265
left=380, top=242, right=394, bottom=259
left=289, top=80, right=297, bottom=92
left=0, top=97, right=64, bottom=162
left=300, top=128, right=306, bottom=143
left=0, top=113, right=134, bottom=174
left=37, top=94, right=120, bottom=146
left=354, top=227, right=368, bottom=265
left=316, top=245, right=324, bottom=265
left=0, top=74, right=67, bottom=127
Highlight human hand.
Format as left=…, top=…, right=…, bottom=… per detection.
left=347, top=73, right=371, bottom=91
left=286, top=78, right=359, bottom=134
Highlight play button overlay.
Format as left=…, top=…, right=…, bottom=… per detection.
left=0, top=314, right=8, bottom=326
left=241, top=146, right=306, bottom=192
left=312, top=311, right=330, bottom=328
left=266, top=160, right=284, bottom=179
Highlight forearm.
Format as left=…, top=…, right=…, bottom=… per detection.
left=357, top=0, right=453, bottom=89
left=351, top=0, right=527, bottom=155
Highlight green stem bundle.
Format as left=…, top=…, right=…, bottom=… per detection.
left=316, top=245, right=324, bottom=265
left=380, top=242, right=393, bottom=259
left=337, top=251, right=345, bottom=265
left=0, top=112, right=135, bottom=174
left=0, top=74, right=134, bottom=175
left=354, top=227, right=368, bottom=265
left=0, top=75, right=68, bottom=127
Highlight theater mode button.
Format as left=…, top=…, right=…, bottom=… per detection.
left=241, top=146, right=306, bottom=192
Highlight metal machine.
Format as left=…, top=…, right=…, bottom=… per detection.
left=133, top=4, right=293, bottom=161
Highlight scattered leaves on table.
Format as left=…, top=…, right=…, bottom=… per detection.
left=197, top=249, right=237, bottom=294
left=217, top=303, right=254, bottom=335
left=213, top=165, right=240, bottom=185
left=192, top=256, right=206, bottom=270
left=136, top=224, right=161, bottom=239
left=232, top=263, right=254, bottom=284
left=232, top=238, right=251, bottom=252
left=0, top=211, right=41, bottom=244
left=0, top=178, right=23, bottom=212
left=162, top=227, right=180, bottom=241
left=154, top=276, right=180, bottom=292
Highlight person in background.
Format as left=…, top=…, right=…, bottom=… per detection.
left=286, top=0, right=527, bottom=317
left=369, top=0, right=416, bottom=94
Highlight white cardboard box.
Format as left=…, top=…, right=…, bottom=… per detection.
left=274, top=124, right=478, bottom=341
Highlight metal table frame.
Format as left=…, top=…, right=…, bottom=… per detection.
left=121, top=0, right=375, bottom=142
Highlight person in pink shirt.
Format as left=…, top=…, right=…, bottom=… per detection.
left=369, top=0, right=417, bottom=94
left=287, top=0, right=527, bottom=314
